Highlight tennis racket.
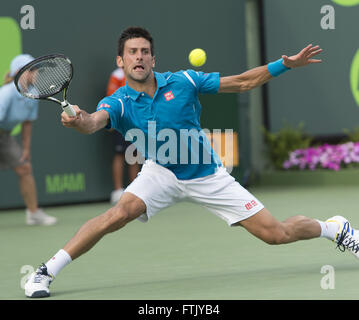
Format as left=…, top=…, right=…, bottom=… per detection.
left=15, top=54, right=76, bottom=116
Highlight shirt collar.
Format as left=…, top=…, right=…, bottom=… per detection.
left=125, top=72, right=167, bottom=101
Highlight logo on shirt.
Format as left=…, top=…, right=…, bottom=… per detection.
left=99, top=103, right=111, bottom=108
left=245, top=200, right=258, bottom=211
left=164, top=91, right=175, bottom=101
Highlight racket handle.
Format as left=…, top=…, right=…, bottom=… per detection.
left=62, top=103, right=77, bottom=117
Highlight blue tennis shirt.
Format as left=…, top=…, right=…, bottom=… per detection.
left=97, top=69, right=223, bottom=180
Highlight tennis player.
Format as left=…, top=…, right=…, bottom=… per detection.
left=25, top=27, right=359, bottom=298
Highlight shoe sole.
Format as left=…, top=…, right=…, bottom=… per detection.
left=25, top=290, right=50, bottom=298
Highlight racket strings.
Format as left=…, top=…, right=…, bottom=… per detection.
left=18, top=57, right=72, bottom=99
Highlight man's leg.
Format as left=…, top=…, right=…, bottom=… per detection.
left=62, top=160, right=180, bottom=262
left=237, top=208, right=359, bottom=260
left=110, top=132, right=130, bottom=204
left=128, top=162, right=140, bottom=182
left=112, top=153, right=125, bottom=191
left=25, top=192, right=146, bottom=296
left=64, top=192, right=146, bottom=260
left=235, top=208, right=321, bottom=244
left=13, top=162, right=38, bottom=212
left=24, top=192, right=146, bottom=298
left=184, top=167, right=342, bottom=246
left=14, top=162, right=57, bottom=225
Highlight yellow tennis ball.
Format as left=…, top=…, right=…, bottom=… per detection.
left=189, top=48, right=206, bottom=67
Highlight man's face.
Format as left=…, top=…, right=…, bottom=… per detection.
left=117, top=37, right=155, bottom=83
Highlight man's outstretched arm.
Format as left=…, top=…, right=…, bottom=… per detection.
left=218, top=44, right=322, bottom=93
left=61, top=106, right=109, bottom=134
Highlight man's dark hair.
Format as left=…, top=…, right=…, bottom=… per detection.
left=118, top=26, right=154, bottom=57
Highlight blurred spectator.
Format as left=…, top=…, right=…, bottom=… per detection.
left=0, top=54, right=57, bottom=225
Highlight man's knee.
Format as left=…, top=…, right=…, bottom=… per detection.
left=102, top=206, right=131, bottom=232
left=101, top=193, right=146, bottom=233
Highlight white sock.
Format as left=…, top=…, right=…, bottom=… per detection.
left=316, top=220, right=340, bottom=241
left=45, top=249, right=72, bottom=278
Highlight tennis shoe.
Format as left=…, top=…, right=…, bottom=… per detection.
left=326, top=216, right=359, bottom=258
left=25, top=264, right=54, bottom=298
left=26, top=208, right=57, bottom=226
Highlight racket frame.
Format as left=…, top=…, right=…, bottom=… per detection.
left=14, top=54, right=76, bottom=116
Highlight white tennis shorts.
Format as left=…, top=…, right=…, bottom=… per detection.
left=125, top=160, right=264, bottom=226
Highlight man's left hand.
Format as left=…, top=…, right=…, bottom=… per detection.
left=282, top=44, right=323, bottom=68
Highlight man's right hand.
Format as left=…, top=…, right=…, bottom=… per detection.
left=60, top=107, right=109, bottom=134
left=61, top=105, right=82, bottom=128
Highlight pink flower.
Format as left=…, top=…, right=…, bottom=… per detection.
left=283, top=141, right=359, bottom=171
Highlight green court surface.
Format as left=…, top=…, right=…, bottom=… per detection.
left=1, top=184, right=359, bottom=300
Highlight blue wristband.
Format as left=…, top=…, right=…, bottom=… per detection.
left=267, top=58, right=290, bottom=77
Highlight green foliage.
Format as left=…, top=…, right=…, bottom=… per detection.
left=343, top=127, right=359, bottom=142
left=263, top=123, right=312, bottom=170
